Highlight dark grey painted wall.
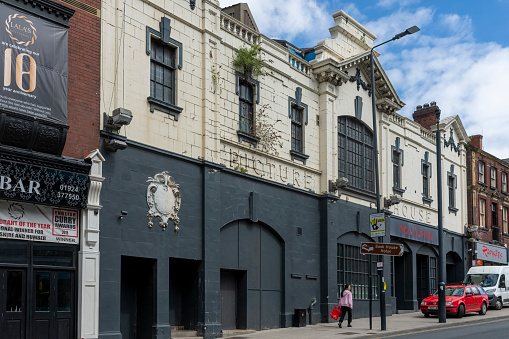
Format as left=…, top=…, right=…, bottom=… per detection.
left=97, top=138, right=467, bottom=338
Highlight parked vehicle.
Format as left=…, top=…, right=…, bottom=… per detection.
left=463, top=266, right=509, bottom=309
left=420, top=285, right=488, bottom=318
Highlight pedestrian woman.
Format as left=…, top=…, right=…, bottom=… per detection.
left=338, top=284, right=353, bottom=328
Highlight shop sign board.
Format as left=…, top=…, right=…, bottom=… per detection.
left=475, top=242, right=507, bottom=265
left=0, top=200, right=79, bottom=244
left=0, top=2, right=70, bottom=123
left=390, top=217, right=438, bottom=246
left=360, top=242, right=404, bottom=256
left=0, top=159, right=89, bottom=208
left=370, top=213, right=386, bottom=237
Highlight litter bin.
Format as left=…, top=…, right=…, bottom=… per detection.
left=293, top=309, right=306, bottom=327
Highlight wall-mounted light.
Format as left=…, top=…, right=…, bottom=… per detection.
left=384, top=194, right=402, bottom=208
left=329, top=177, right=349, bottom=193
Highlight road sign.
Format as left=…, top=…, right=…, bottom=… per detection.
left=360, top=242, right=404, bottom=256
left=370, top=213, right=386, bottom=237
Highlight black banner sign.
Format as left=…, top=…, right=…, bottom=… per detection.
left=0, top=3, right=68, bottom=123
left=390, top=217, right=438, bottom=246
left=0, top=159, right=89, bottom=208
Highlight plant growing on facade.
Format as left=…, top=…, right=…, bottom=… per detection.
left=211, top=64, right=224, bottom=95
left=254, top=104, right=283, bottom=155
left=234, top=165, right=248, bottom=173
left=232, top=44, right=264, bottom=77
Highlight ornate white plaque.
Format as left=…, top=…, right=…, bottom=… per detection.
left=146, top=171, right=181, bottom=232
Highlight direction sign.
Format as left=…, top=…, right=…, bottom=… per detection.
left=360, top=242, right=404, bottom=256
left=370, top=213, right=386, bottom=237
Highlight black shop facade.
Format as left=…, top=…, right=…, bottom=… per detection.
left=0, top=1, right=94, bottom=338
left=389, top=216, right=467, bottom=311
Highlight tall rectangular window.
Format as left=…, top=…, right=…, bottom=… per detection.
left=239, top=80, right=254, bottom=134
left=291, top=106, right=303, bottom=153
left=492, top=203, right=498, bottom=226
left=337, top=117, right=374, bottom=192
left=448, top=175, right=455, bottom=208
left=479, top=162, right=485, bottom=183
left=337, top=244, right=379, bottom=300
left=393, top=151, right=401, bottom=189
left=491, top=167, right=497, bottom=188
left=503, top=206, right=508, bottom=234
left=503, top=173, right=507, bottom=192
left=150, top=38, right=175, bottom=105
left=423, top=164, right=430, bottom=198
left=480, top=199, right=486, bottom=227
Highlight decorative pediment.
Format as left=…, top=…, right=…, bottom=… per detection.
left=335, top=51, right=405, bottom=113
left=312, top=60, right=349, bottom=86
left=432, top=114, right=469, bottom=152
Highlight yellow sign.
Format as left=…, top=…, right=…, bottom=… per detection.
left=384, top=282, right=387, bottom=290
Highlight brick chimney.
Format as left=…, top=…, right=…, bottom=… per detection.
left=412, top=101, right=440, bottom=130
left=470, top=134, right=483, bottom=149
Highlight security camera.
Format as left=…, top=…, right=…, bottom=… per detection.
left=119, top=210, right=128, bottom=219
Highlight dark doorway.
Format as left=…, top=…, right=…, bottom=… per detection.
left=394, top=252, right=413, bottom=310
left=220, top=269, right=247, bottom=330
left=32, top=270, right=74, bottom=339
left=0, top=240, right=77, bottom=339
left=446, top=251, right=463, bottom=284
left=220, top=220, right=282, bottom=330
left=416, top=254, right=429, bottom=305
left=169, top=258, right=200, bottom=330
left=0, top=269, right=26, bottom=339
left=120, top=256, right=155, bottom=339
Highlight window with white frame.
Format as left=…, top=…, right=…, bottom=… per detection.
left=503, top=173, right=507, bottom=192
left=491, top=167, right=497, bottom=188
left=480, top=198, right=486, bottom=228
left=503, top=206, right=508, bottom=234
left=479, top=161, right=485, bottom=183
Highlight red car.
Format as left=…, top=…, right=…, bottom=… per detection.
left=420, top=285, right=488, bottom=318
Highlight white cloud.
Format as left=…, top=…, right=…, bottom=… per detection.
left=377, top=0, right=420, bottom=8
left=218, top=0, right=332, bottom=46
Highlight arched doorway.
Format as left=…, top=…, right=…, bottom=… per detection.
left=446, top=251, right=463, bottom=284
left=220, top=220, right=283, bottom=330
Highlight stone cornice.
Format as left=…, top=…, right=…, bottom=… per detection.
left=312, top=60, right=349, bottom=86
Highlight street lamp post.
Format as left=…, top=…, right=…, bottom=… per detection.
left=435, top=109, right=446, bottom=323
left=370, top=25, right=419, bottom=331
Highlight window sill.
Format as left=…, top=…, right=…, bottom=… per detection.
left=480, top=227, right=489, bottom=231
left=479, top=182, right=488, bottom=187
left=502, top=191, right=509, bottom=196
left=237, top=130, right=259, bottom=147
left=422, top=196, right=433, bottom=205
left=491, top=186, right=499, bottom=191
left=448, top=206, right=459, bottom=214
left=290, top=150, right=309, bottom=165
left=393, top=186, right=406, bottom=195
left=148, top=97, right=183, bottom=121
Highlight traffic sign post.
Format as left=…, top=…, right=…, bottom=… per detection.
left=361, top=242, right=404, bottom=256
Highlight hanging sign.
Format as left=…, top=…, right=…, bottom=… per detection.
left=0, top=2, right=69, bottom=123
left=0, top=200, right=79, bottom=244
left=370, top=213, right=386, bottom=237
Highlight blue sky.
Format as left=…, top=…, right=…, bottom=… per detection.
left=219, top=0, right=509, bottom=158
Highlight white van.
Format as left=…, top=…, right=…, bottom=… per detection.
left=464, top=266, right=509, bottom=309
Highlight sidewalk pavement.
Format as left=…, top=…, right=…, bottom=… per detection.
left=220, top=307, right=509, bottom=339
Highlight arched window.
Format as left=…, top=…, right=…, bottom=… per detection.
left=337, top=116, right=374, bottom=192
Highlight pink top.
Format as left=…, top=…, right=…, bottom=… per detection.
left=339, top=290, right=353, bottom=308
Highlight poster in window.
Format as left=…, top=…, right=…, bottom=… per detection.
left=0, top=3, right=69, bottom=123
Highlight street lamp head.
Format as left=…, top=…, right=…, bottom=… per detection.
left=393, top=25, right=420, bottom=40
left=435, top=108, right=441, bottom=121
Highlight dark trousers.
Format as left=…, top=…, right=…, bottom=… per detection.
left=338, top=306, right=352, bottom=325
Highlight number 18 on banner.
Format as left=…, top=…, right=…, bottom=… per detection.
left=369, top=213, right=386, bottom=237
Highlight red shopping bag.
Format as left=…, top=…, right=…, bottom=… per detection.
left=330, top=306, right=342, bottom=320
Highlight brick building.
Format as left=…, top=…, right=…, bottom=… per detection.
left=466, top=134, right=509, bottom=266
left=0, top=0, right=103, bottom=338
